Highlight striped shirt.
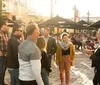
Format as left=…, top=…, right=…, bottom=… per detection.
left=0, top=30, right=8, bottom=53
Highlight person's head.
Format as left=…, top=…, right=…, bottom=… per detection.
left=97, top=29, right=100, bottom=42
left=12, top=15, right=16, bottom=21
left=62, top=33, right=69, bottom=43
left=26, top=23, right=40, bottom=41
left=43, top=27, right=50, bottom=37
left=0, top=20, right=8, bottom=32
left=36, top=36, right=46, bottom=50
left=13, top=24, right=23, bottom=37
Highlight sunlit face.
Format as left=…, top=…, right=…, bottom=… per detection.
left=43, top=29, right=50, bottom=37
left=96, top=30, right=100, bottom=41
left=17, top=27, right=23, bottom=37
left=2, top=24, right=8, bottom=32
left=33, top=27, right=40, bottom=40
left=62, top=35, right=69, bottom=42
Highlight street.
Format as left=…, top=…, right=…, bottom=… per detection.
left=5, top=51, right=94, bottom=85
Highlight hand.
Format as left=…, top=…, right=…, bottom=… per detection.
left=21, top=34, right=24, bottom=42
left=71, top=60, right=74, bottom=66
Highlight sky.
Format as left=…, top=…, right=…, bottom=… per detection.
left=27, top=0, right=100, bottom=18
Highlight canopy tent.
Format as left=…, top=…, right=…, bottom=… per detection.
left=7, top=19, right=26, bottom=27
left=76, top=20, right=90, bottom=29
left=38, top=15, right=76, bottom=28
left=89, top=20, right=100, bottom=29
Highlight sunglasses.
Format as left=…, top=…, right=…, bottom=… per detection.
left=17, top=30, right=23, bottom=32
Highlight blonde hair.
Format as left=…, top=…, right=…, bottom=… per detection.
left=36, top=36, right=46, bottom=50
left=26, top=23, right=38, bottom=35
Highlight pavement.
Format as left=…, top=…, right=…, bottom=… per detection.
left=5, top=51, right=94, bottom=85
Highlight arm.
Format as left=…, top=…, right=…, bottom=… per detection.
left=30, top=60, right=44, bottom=85
left=0, top=35, right=3, bottom=56
left=30, top=48, right=44, bottom=85
left=72, top=45, right=75, bottom=61
left=20, top=34, right=24, bottom=42
left=56, top=43, right=61, bottom=64
left=70, top=44, right=75, bottom=66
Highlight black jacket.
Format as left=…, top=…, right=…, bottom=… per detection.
left=91, top=47, right=100, bottom=67
left=7, top=35, right=21, bottom=68
left=41, top=50, right=51, bottom=73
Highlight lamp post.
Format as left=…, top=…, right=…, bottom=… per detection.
left=50, top=0, right=53, bottom=18
left=87, top=11, right=90, bottom=23
left=74, top=5, right=76, bottom=23
left=73, top=5, right=76, bottom=33
left=50, top=0, right=58, bottom=18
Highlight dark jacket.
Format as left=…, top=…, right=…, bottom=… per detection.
left=41, top=50, right=51, bottom=73
left=91, top=47, right=100, bottom=67
left=7, top=35, right=21, bottom=68
left=47, top=36, right=57, bottom=55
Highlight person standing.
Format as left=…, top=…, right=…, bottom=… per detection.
left=43, top=27, right=57, bottom=68
left=91, top=29, right=100, bottom=85
left=37, top=37, right=51, bottom=85
left=56, top=33, right=75, bottom=85
left=18, top=23, right=44, bottom=85
left=7, top=24, right=24, bottom=85
left=0, top=20, right=8, bottom=85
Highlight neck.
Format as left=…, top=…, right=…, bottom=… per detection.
left=45, top=35, right=49, bottom=38
left=27, top=35, right=36, bottom=42
left=13, top=33, right=20, bottom=39
left=14, top=33, right=17, bottom=36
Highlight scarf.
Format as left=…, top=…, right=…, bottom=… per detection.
left=60, top=41, right=70, bottom=50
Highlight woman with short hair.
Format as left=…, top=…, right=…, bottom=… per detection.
left=56, top=33, right=75, bottom=85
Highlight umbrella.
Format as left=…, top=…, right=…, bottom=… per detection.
left=14, top=20, right=26, bottom=27
left=89, top=20, right=100, bottom=28
left=76, top=20, right=90, bottom=29
left=77, top=20, right=89, bottom=24
left=7, top=19, right=26, bottom=27
left=38, top=15, right=75, bottom=28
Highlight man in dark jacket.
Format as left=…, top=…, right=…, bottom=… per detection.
left=91, top=29, right=100, bottom=85
left=43, top=27, right=57, bottom=68
left=7, top=24, right=23, bottom=85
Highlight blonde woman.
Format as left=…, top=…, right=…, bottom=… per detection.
left=56, top=33, right=75, bottom=85
left=37, top=37, right=51, bottom=85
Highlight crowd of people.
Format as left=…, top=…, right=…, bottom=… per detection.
left=0, top=19, right=100, bottom=85
left=71, top=32, right=98, bottom=51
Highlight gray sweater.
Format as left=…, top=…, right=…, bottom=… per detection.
left=18, top=38, right=44, bottom=85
